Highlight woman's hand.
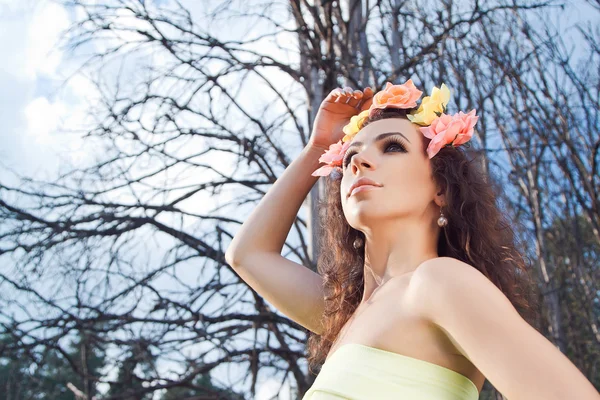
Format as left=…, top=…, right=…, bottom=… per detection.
left=309, top=86, right=374, bottom=151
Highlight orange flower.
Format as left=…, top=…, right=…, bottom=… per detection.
left=369, top=79, right=423, bottom=118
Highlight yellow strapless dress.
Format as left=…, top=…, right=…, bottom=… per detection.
left=302, top=343, right=479, bottom=400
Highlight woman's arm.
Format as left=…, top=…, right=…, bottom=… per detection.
left=224, top=87, right=372, bottom=333
left=224, top=144, right=330, bottom=333
left=225, top=85, right=372, bottom=261
left=413, top=258, right=600, bottom=400
left=225, top=143, right=326, bottom=263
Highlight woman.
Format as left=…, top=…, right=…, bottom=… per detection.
left=225, top=80, right=600, bottom=399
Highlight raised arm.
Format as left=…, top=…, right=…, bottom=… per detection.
left=225, top=86, right=373, bottom=334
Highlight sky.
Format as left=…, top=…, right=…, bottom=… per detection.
left=0, top=0, right=90, bottom=181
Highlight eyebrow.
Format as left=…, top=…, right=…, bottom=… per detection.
left=346, top=131, right=411, bottom=152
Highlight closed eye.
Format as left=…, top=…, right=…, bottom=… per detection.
left=342, top=137, right=407, bottom=169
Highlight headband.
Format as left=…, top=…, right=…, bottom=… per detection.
left=311, top=79, right=478, bottom=177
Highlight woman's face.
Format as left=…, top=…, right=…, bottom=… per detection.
left=340, top=118, right=439, bottom=229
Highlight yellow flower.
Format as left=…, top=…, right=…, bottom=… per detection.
left=342, top=109, right=370, bottom=142
left=407, top=83, right=451, bottom=126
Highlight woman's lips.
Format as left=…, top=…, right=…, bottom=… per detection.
left=349, top=184, right=381, bottom=197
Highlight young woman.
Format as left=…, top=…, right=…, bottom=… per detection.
left=225, top=80, right=600, bottom=399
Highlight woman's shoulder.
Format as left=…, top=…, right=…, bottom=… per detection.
left=405, top=256, right=480, bottom=314
left=411, top=256, right=479, bottom=284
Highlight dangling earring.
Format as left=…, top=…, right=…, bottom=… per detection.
left=437, top=208, right=448, bottom=227
left=353, top=236, right=364, bottom=249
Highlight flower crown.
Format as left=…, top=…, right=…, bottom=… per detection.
left=311, top=79, right=479, bottom=177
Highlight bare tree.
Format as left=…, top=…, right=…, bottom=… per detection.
left=0, top=0, right=598, bottom=398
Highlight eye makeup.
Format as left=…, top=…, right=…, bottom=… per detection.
left=342, top=135, right=408, bottom=168
left=345, top=131, right=411, bottom=152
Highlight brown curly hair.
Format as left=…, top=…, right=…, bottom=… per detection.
left=305, top=107, right=540, bottom=376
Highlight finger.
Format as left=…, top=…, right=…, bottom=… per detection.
left=334, top=93, right=348, bottom=103
left=362, top=87, right=374, bottom=97
left=362, top=93, right=374, bottom=104
left=359, top=93, right=374, bottom=107
left=360, top=98, right=374, bottom=111
left=329, top=89, right=346, bottom=102
left=347, top=92, right=362, bottom=105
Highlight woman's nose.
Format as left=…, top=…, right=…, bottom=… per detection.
left=351, top=152, right=373, bottom=173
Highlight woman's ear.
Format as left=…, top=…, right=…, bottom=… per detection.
left=434, top=185, right=446, bottom=207
left=434, top=195, right=445, bottom=208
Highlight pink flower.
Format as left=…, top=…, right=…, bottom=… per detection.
left=420, top=109, right=479, bottom=159
left=311, top=140, right=352, bottom=176
left=369, top=79, right=423, bottom=117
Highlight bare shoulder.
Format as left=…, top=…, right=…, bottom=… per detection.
left=405, top=258, right=600, bottom=399
left=406, top=256, right=501, bottom=325
left=406, top=256, right=522, bottom=362
left=410, top=256, right=491, bottom=292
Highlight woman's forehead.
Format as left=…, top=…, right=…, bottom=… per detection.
left=353, top=118, right=417, bottom=143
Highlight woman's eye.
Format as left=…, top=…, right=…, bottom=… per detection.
left=342, top=150, right=357, bottom=168
left=385, top=143, right=404, bottom=152
left=342, top=140, right=406, bottom=169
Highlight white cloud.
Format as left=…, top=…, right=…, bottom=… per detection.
left=25, top=1, right=70, bottom=79
left=0, top=0, right=104, bottom=174
left=23, top=96, right=67, bottom=145
left=0, top=0, right=70, bottom=81
left=66, top=73, right=99, bottom=102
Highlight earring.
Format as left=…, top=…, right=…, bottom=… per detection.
left=353, top=236, right=364, bottom=249
left=437, top=208, right=448, bottom=227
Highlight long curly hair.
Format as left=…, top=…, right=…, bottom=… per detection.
left=305, top=107, right=540, bottom=375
